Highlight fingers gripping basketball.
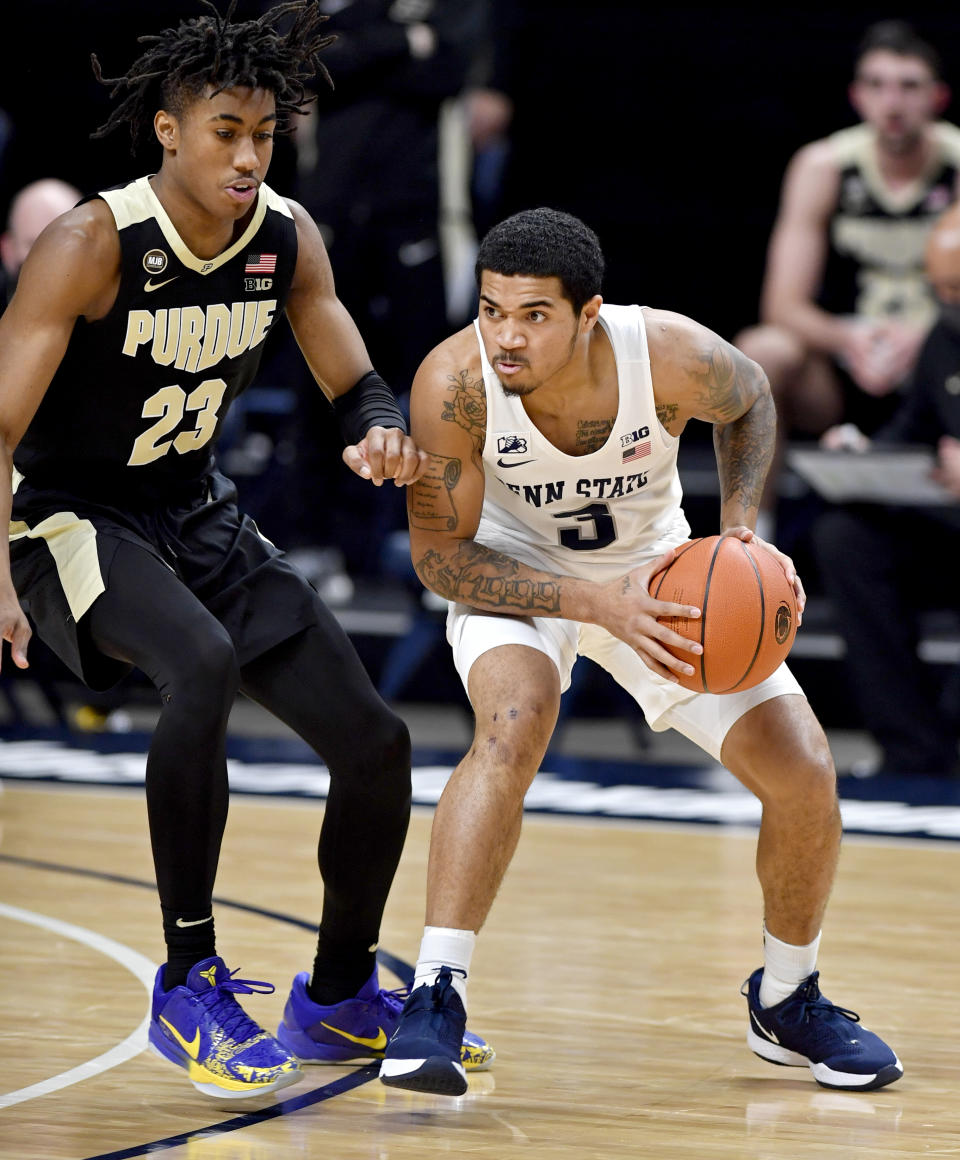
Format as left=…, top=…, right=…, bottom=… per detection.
left=651, top=536, right=797, bottom=693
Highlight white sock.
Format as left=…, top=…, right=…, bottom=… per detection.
left=413, top=926, right=476, bottom=1006
left=759, top=925, right=821, bottom=1008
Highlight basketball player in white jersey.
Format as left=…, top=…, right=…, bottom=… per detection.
left=377, top=207, right=902, bottom=1097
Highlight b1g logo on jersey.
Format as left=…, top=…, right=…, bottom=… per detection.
left=245, top=277, right=273, bottom=292
left=142, top=248, right=168, bottom=274
left=620, top=426, right=650, bottom=447
left=497, top=434, right=528, bottom=454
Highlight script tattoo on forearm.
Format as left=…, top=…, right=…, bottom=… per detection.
left=409, top=453, right=462, bottom=531
left=442, top=370, right=487, bottom=459
left=415, top=542, right=562, bottom=612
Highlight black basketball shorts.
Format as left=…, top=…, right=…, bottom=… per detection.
left=9, top=470, right=320, bottom=690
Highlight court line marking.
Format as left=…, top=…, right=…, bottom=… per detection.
left=81, top=1068, right=380, bottom=1160
left=0, top=851, right=412, bottom=1158
left=0, top=902, right=155, bottom=1110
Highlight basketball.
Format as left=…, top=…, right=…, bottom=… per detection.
left=650, top=535, right=798, bottom=694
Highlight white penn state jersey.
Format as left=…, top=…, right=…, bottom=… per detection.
left=475, top=303, right=691, bottom=581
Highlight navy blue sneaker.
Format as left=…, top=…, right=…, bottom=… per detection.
left=276, top=966, right=494, bottom=1071
left=379, top=966, right=469, bottom=1095
left=743, top=968, right=903, bottom=1091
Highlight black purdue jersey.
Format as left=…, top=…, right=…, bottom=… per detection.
left=819, top=123, right=960, bottom=326
left=13, top=175, right=297, bottom=504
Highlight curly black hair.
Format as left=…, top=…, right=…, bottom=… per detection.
left=476, top=208, right=605, bottom=315
left=91, top=0, right=334, bottom=147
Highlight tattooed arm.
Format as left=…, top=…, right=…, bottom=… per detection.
left=645, top=308, right=775, bottom=532
left=407, top=330, right=576, bottom=616
left=646, top=308, right=802, bottom=608
left=405, top=329, right=705, bottom=679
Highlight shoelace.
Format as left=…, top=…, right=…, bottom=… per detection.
left=793, top=972, right=861, bottom=1025
left=198, top=968, right=275, bottom=1043
left=379, top=987, right=410, bottom=1017
left=380, top=966, right=467, bottom=1016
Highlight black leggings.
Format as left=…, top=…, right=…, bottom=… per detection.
left=86, top=540, right=411, bottom=955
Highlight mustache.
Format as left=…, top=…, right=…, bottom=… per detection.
left=493, top=353, right=529, bottom=366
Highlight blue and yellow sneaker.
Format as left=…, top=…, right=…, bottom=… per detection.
left=379, top=966, right=470, bottom=1096
left=743, top=968, right=903, bottom=1091
left=149, top=957, right=303, bottom=1099
left=277, top=966, right=494, bottom=1073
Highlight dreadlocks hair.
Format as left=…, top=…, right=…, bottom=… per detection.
left=91, top=0, right=334, bottom=148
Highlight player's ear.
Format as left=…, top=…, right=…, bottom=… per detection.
left=580, top=294, right=603, bottom=331
left=154, top=109, right=179, bottom=151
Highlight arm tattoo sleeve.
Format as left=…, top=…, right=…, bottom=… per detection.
left=416, top=365, right=562, bottom=612
left=415, top=541, right=562, bottom=613
left=692, top=340, right=775, bottom=515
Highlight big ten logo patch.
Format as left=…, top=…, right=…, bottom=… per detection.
left=245, top=277, right=273, bottom=292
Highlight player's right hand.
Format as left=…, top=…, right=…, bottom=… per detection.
left=0, top=588, right=31, bottom=671
left=594, top=550, right=702, bottom=682
left=343, top=426, right=428, bottom=487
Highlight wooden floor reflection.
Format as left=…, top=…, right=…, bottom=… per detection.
left=1, top=781, right=957, bottom=1159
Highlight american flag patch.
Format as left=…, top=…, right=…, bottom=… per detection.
left=622, top=441, right=651, bottom=463
left=245, top=253, right=277, bottom=273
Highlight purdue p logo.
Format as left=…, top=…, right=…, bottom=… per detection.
left=142, top=249, right=168, bottom=274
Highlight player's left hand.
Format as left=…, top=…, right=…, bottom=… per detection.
left=721, top=525, right=805, bottom=623
left=343, top=426, right=429, bottom=487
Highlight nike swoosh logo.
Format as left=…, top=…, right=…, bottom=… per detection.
left=175, top=915, right=213, bottom=927
left=496, top=458, right=537, bottom=468
left=750, top=1010, right=779, bottom=1044
left=319, top=1021, right=387, bottom=1051
left=145, top=276, right=180, bottom=292
left=160, top=1015, right=201, bottom=1059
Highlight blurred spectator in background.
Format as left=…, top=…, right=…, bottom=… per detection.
left=737, top=20, right=960, bottom=540
left=1, top=179, right=81, bottom=307
left=811, top=202, right=960, bottom=779
left=280, top=0, right=486, bottom=578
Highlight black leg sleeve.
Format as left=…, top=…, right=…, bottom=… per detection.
left=86, top=541, right=240, bottom=976
left=239, top=605, right=412, bottom=994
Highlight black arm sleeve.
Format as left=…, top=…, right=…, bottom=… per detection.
left=332, top=371, right=408, bottom=446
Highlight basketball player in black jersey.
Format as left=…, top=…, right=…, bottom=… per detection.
left=0, top=1, right=493, bottom=1099
left=736, top=21, right=960, bottom=533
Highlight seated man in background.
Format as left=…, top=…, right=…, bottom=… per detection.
left=812, top=203, right=960, bottom=779
left=736, top=20, right=960, bottom=537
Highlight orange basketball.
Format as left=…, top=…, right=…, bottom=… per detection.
left=649, top=535, right=797, bottom=694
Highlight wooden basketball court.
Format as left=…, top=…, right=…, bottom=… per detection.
left=1, top=778, right=957, bottom=1159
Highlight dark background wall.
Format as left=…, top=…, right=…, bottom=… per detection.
left=483, top=3, right=960, bottom=339
left=3, top=3, right=958, bottom=341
